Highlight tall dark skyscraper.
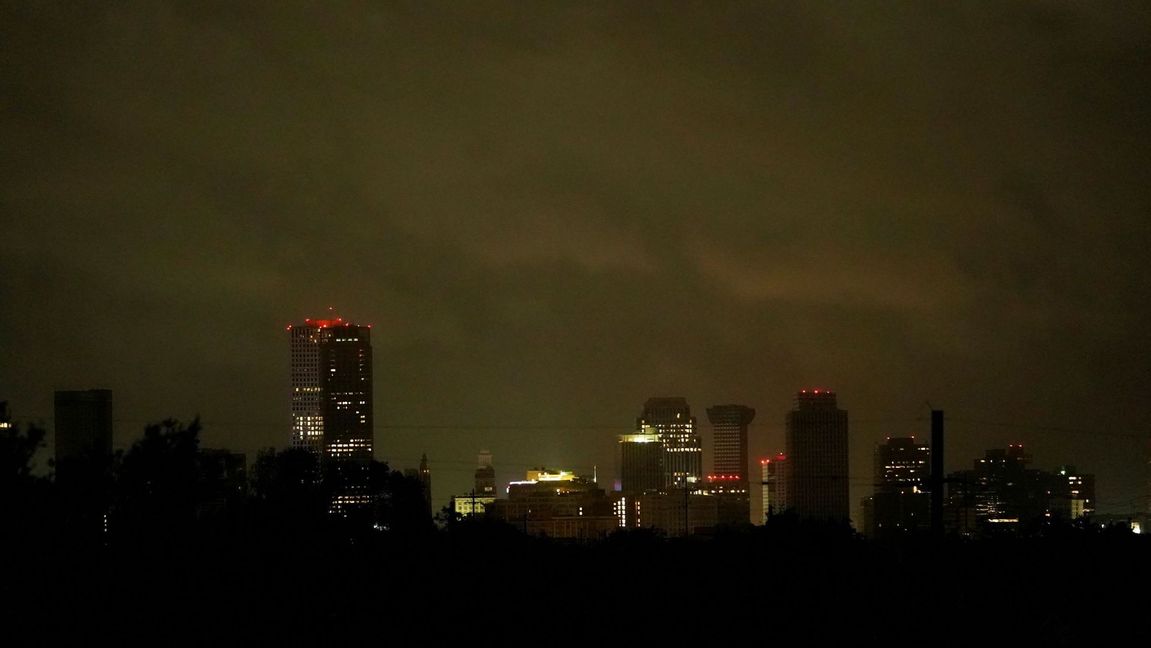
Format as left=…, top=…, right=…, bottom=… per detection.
left=288, top=316, right=373, bottom=512
left=784, top=389, right=849, bottom=523
left=618, top=429, right=663, bottom=494
left=706, top=404, right=754, bottom=486
left=706, top=404, right=755, bottom=524
left=53, top=389, right=114, bottom=536
left=637, top=397, right=702, bottom=490
left=54, top=389, right=114, bottom=486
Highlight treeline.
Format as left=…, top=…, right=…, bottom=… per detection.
left=2, top=418, right=436, bottom=554
left=3, top=419, right=1149, bottom=643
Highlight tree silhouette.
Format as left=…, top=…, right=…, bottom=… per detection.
left=1, top=421, right=56, bottom=552
left=112, top=418, right=202, bottom=547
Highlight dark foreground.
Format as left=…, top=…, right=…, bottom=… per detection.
left=7, top=519, right=1148, bottom=645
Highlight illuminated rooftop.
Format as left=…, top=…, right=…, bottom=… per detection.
left=287, top=316, right=372, bottom=330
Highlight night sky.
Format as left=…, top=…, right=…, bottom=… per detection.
left=3, top=2, right=1150, bottom=519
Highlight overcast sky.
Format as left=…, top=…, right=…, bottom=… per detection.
left=3, top=1, right=1149, bottom=517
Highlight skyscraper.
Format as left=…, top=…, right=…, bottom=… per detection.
left=475, top=450, right=496, bottom=497
left=54, top=389, right=114, bottom=486
left=637, top=397, right=702, bottom=490
left=288, top=316, right=373, bottom=512
left=618, top=429, right=663, bottom=494
left=706, top=405, right=755, bottom=488
left=54, top=389, right=114, bottom=536
left=784, top=389, right=849, bottom=523
left=862, top=437, right=930, bottom=538
left=706, top=404, right=755, bottom=523
left=404, top=453, right=433, bottom=517
left=760, top=452, right=787, bottom=521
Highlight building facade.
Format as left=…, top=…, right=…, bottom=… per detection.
left=54, top=389, right=114, bottom=487
left=944, top=446, right=1096, bottom=535
left=784, top=389, right=849, bottom=523
left=760, top=452, right=787, bottom=522
left=475, top=450, right=496, bottom=497
left=706, top=404, right=755, bottom=524
left=618, top=430, right=663, bottom=494
left=288, top=316, right=373, bottom=513
left=486, top=468, right=616, bottom=540
left=637, top=397, right=702, bottom=491
left=404, top=453, right=433, bottom=518
left=53, top=390, right=114, bottom=536
left=861, top=437, right=931, bottom=538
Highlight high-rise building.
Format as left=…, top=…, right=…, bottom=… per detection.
left=760, top=452, right=787, bottom=522
left=706, top=404, right=755, bottom=524
left=637, top=397, right=702, bottom=491
left=475, top=450, right=496, bottom=497
left=54, top=389, right=114, bottom=487
left=1050, top=465, right=1095, bottom=520
left=707, top=405, right=754, bottom=486
left=288, top=316, right=373, bottom=513
left=54, top=390, right=115, bottom=537
left=862, top=437, right=930, bottom=538
left=404, top=453, right=433, bottom=517
left=618, top=429, right=663, bottom=494
left=784, top=389, right=849, bottom=523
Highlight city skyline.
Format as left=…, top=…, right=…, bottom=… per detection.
left=3, top=3, right=1150, bottom=521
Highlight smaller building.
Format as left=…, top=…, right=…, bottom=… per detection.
left=485, top=468, right=617, bottom=540
left=403, top=453, right=433, bottom=518
left=944, top=445, right=1097, bottom=536
left=611, top=490, right=720, bottom=537
left=451, top=494, right=497, bottom=517
left=760, top=453, right=787, bottom=522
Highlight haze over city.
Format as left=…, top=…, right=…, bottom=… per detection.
left=4, top=2, right=1150, bottom=519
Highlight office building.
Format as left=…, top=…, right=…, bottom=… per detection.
left=706, top=404, right=755, bottom=524
left=637, top=397, right=702, bottom=491
left=784, top=389, right=849, bottom=523
left=861, top=437, right=930, bottom=538
left=1050, top=465, right=1095, bottom=520
left=404, top=453, right=433, bottom=518
left=451, top=451, right=496, bottom=518
left=618, top=430, right=663, bottom=494
left=760, top=452, right=787, bottom=521
left=707, top=404, right=754, bottom=487
left=486, top=468, right=617, bottom=540
left=944, top=445, right=1096, bottom=535
left=54, top=389, right=114, bottom=488
left=288, top=316, right=373, bottom=513
left=475, top=450, right=496, bottom=497
left=53, top=390, right=114, bottom=537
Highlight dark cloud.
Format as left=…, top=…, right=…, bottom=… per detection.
left=3, top=1, right=1150, bottom=516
